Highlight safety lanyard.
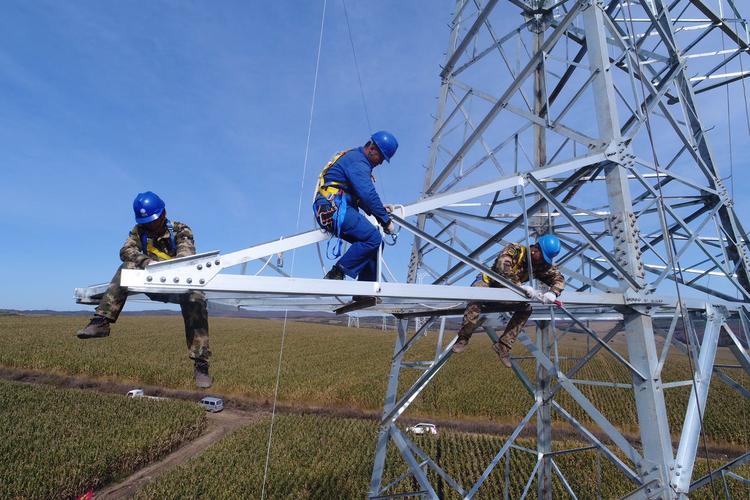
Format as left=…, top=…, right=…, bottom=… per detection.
left=326, top=193, right=347, bottom=259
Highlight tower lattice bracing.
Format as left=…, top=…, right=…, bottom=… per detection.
left=397, top=0, right=750, bottom=497
left=74, top=1, right=750, bottom=498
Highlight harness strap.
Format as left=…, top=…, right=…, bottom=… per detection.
left=511, top=246, right=526, bottom=274
left=315, top=150, right=354, bottom=259
left=326, top=193, right=347, bottom=259
left=146, top=241, right=173, bottom=261
left=316, top=149, right=351, bottom=199
left=140, top=220, right=176, bottom=260
left=483, top=246, right=526, bottom=284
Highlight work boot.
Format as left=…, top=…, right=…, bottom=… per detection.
left=76, top=315, right=111, bottom=339
left=492, top=340, right=513, bottom=368
left=324, top=265, right=345, bottom=280
left=452, top=336, right=470, bottom=353
left=194, top=360, right=212, bottom=388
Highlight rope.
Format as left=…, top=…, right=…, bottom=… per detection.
left=622, top=4, right=717, bottom=495
left=260, top=1, right=328, bottom=497
left=341, top=0, right=390, bottom=205
left=342, top=0, right=371, bottom=132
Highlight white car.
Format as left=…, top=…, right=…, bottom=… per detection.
left=200, top=396, right=224, bottom=413
left=407, top=423, right=438, bottom=435
left=126, top=389, right=164, bottom=401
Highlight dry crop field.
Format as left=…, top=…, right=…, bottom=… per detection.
left=1, top=315, right=748, bottom=446
left=1, top=315, right=748, bottom=498
left=137, top=414, right=749, bottom=499
left=0, top=378, right=205, bottom=498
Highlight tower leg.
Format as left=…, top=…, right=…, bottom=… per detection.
left=369, top=318, right=408, bottom=497
left=582, top=1, right=675, bottom=495
left=536, top=321, right=553, bottom=500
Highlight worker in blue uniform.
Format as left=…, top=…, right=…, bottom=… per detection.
left=313, top=131, right=399, bottom=283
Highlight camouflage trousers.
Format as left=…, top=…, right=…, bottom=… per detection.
left=95, top=262, right=211, bottom=363
left=457, top=276, right=532, bottom=349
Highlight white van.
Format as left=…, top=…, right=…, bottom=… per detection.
left=127, top=389, right=144, bottom=398
left=200, top=396, right=224, bottom=412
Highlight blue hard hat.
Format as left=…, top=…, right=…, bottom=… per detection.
left=133, top=191, right=166, bottom=224
left=370, top=130, right=398, bottom=162
left=537, top=234, right=561, bottom=264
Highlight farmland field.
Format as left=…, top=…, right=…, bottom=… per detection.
left=138, top=413, right=750, bottom=499
left=1, top=315, right=748, bottom=447
left=0, top=378, right=206, bottom=499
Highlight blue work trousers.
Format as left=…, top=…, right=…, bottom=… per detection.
left=314, top=197, right=382, bottom=280
left=336, top=208, right=382, bottom=281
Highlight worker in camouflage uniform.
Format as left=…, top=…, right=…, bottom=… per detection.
left=452, top=234, right=565, bottom=368
left=76, top=191, right=212, bottom=388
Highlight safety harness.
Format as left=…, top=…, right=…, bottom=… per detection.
left=140, top=220, right=176, bottom=261
left=483, top=245, right=526, bottom=285
left=314, top=150, right=352, bottom=259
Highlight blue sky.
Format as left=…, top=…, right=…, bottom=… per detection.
left=1, top=1, right=748, bottom=310
left=0, top=1, right=446, bottom=310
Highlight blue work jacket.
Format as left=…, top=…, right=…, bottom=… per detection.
left=319, top=147, right=391, bottom=226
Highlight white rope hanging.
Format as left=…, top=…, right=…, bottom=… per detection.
left=260, top=1, right=328, bottom=498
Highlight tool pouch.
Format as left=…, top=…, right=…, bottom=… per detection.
left=316, top=202, right=337, bottom=233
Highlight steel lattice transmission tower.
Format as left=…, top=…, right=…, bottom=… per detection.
left=73, top=0, right=750, bottom=497
left=385, top=0, right=750, bottom=498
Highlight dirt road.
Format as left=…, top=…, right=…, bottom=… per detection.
left=96, top=409, right=262, bottom=499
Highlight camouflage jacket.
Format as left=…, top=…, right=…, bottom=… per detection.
left=486, top=243, right=565, bottom=296
left=120, top=221, right=196, bottom=269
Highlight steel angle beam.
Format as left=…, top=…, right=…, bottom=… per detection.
left=392, top=213, right=527, bottom=295
left=517, top=333, right=644, bottom=465
left=672, top=305, right=726, bottom=493
left=689, top=451, right=750, bottom=492
left=527, top=172, right=642, bottom=289
left=427, top=1, right=586, bottom=193
left=381, top=340, right=455, bottom=426
left=466, top=401, right=541, bottom=498
left=107, top=153, right=609, bottom=289
left=434, top=165, right=601, bottom=285
left=73, top=283, right=110, bottom=304
left=440, top=0, right=500, bottom=79
left=389, top=427, right=438, bottom=498
left=119, top=271, right=628, bottom=306
left=401, top=151, right=608, bottom=219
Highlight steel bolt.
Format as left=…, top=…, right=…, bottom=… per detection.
left=215, top=259, right=220, bottom=266
left=173, top=277, right=179, bottom=283
left=197, top=264, right=203, bottom=270
left=146, top=276, right=153, bottom=282
left=206, top=262, right=212, bottom=268
left=187, top=278, right=192, bottom=284
left=160, top=276, right=166, bottom=283
left=199, top=279, right=205, bottom=284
